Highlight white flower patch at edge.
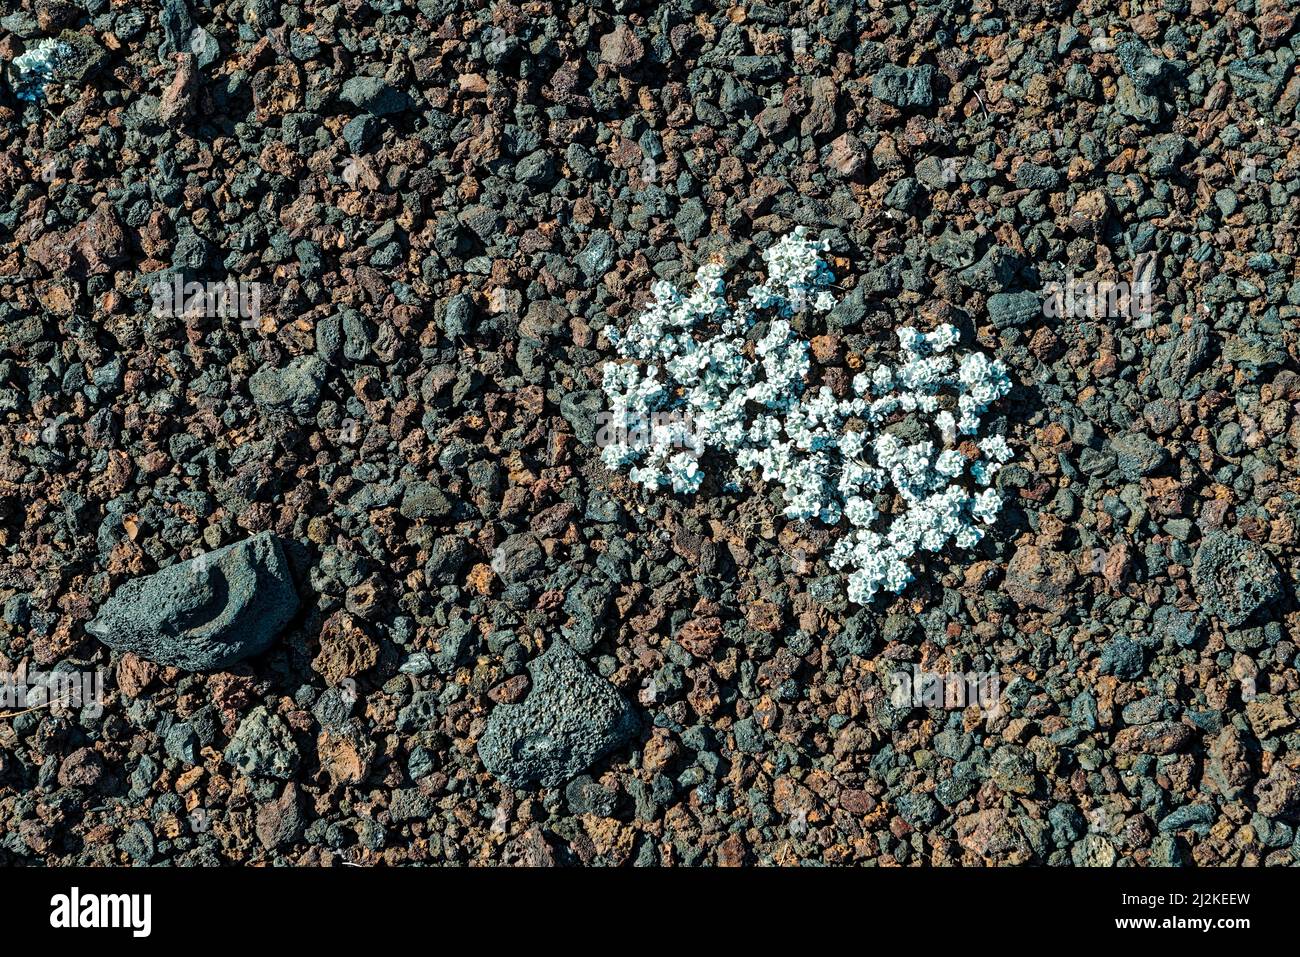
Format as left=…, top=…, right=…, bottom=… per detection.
left=600, top=228, right=1014, bottom=604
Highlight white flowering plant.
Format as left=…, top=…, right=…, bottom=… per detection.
left=9, top=39, right=70, bottom=102
left=599, top=228, right=1014, bottom=604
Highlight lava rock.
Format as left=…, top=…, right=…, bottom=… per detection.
left=86, top=532, right=299, bottom=671
left=249, top=355, right=326, bottom=417
left=896, top=791, right=942, bottom=827
left=442, top=293, right=475, bottom=337
left=598, top=23, right=644, bottom=73
left=1191, top=533, right=1283, bottom=627
left=1153, top=606, right=1204, bottom=648
left=1099, top=635, right=1145, bottom=680
left=1004, top=545, right=1077, bottom=612
left=559, top=389, right=605, bottom=445
left=826, top=132, right=867, bottom=177
left=339, top=76, right=412, bottom=115
left=1254, top=764, right=1300, bottom=817
left=576, top=232, right=614, bottom=284
left=1113, top=721, right=1193, bottom=755
left=224, top=705, right=301, bottom=779
left=342, top=114, right=380, bottom=154
left=477, top=639, right=639, bottom=788
left=987, top=290, right=1041, bottom=329
left=256, top=783, right=304, bottom=848
left=492, top=533, right=543, bottom=585
left=1110, top=432, right=1169, bottom=479
left=871, top=64, right=935, bottom=108
left=399, top=482, right=452, bottom=521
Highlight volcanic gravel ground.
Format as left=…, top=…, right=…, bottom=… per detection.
left=1, top=0, right=1300, bottom=867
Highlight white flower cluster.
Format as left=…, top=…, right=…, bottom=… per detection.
left=11, top=39, right=69, bottom=102
left=601, top=228, right=1013, bottom=604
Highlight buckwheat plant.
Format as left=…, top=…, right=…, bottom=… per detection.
left=600, top=228, right=1013, bottom=604
left=10, top=38, right=69, bottom=102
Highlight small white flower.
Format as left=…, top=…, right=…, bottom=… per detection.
left=935, top=449, right=966, bottom=479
